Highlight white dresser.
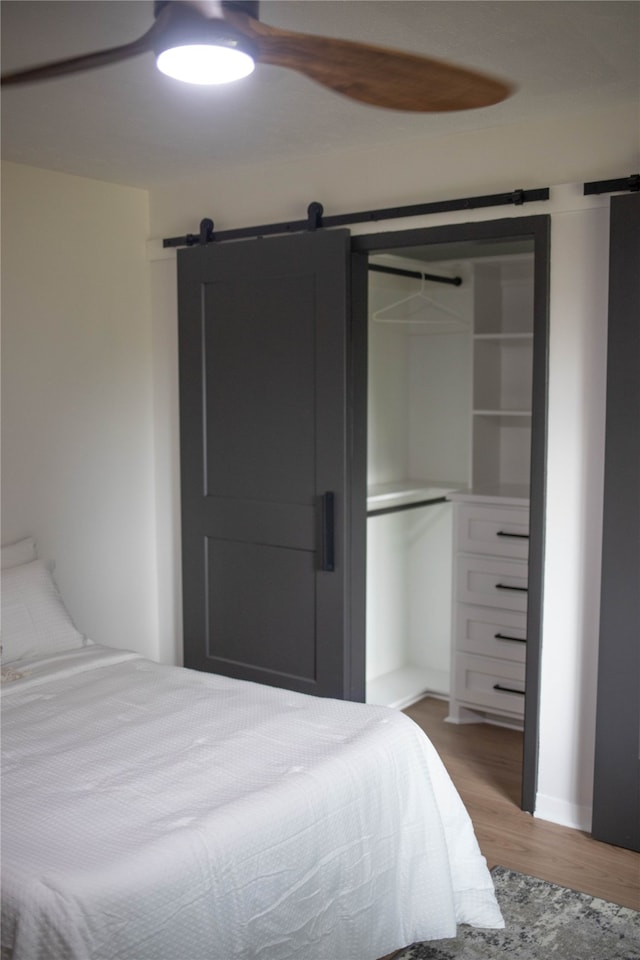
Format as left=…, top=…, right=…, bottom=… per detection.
left=448, top=494, right=529, bottom=727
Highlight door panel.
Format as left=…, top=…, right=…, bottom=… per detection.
left=592, top=192, right=640, bottom=851
left=203, top=273, right=316, bottom=502
left=206, top=538, right=316, bottom=679
left=178, top=230, right=365, bottom=699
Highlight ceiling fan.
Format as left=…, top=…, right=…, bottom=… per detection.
left=1, top=0, right=513, bottom=112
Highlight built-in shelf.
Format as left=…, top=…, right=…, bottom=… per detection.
left=449, top=485, right=530, bottom=506
left=474, top=333, right=533, bottom=341
left=366, top=666, right=449, bottom=710
left=472, top=254, right=534, bottom=491
left=473, top=410, right=532, bottom=417
left=367, top=479, right=462, bottom=513
left=474, top=258, right=534, bottom=336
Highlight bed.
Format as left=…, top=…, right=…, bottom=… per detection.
left=1, top=539, right=503, bottom=960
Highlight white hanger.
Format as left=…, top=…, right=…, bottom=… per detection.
left=372, top=274, right=465, bottom=326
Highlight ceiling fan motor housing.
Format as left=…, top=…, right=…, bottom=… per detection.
left=153, top=1, right=259, bottom=20
left=153, top=1, right=259, bottom=65
left=222, top=1, right=259, bottom=19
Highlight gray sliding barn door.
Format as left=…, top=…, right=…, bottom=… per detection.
left=591, top=192, right=640, bottom=851
left=177, top=230, right=367, bottom=699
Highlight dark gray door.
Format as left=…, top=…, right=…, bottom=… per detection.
left=592, top=192, right=640, bottom=851
left=177, top=230, right=367, bottom=699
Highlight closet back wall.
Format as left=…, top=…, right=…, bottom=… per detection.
left=366, top=260, right=472, bottom=704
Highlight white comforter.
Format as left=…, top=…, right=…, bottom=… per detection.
left=1, top=645, right=503, bottom=960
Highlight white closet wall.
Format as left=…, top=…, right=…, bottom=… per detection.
left=408, top=330, right=472, bottom=482
left=367, top=318, right=410, bottom=486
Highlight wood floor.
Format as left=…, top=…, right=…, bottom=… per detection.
left=403, top=696, right=640, bottom=912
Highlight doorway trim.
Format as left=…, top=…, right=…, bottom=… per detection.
left=352, top=214, right=550, bottom=813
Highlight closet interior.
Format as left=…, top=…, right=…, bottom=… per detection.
left=365, top=238, right=535, bottom=729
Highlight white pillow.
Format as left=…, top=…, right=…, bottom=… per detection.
left=1, top=559, right=85, bottom=663
left=1, top=537, right=37, bottom=569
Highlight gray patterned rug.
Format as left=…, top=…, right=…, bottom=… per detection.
left=395, top=866, right=640, bottom=960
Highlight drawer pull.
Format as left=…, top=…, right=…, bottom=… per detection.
left=493, top=683, right=525, bottom=695
left=497, top=530, right=529, bottom=539
left=495, top=632, right=527, bottom=644
left=495, top=582, right=528, bottom=592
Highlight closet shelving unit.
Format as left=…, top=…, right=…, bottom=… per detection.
left=448, top=253, right=535, bottom=727
left=470, top=256, right=534, bottom=497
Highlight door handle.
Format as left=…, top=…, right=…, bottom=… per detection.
left=321, top=491, right=335, bottom=572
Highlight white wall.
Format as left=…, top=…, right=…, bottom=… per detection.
left=1, top=162, right=159, bottom=659
left=147, top=102, right=639, bottom=828
left=535, top=198, right=611, bottom=830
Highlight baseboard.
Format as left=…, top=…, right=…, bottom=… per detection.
left=534, top=793, right=592, bottom=833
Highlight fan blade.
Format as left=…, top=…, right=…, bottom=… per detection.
left=1, top=22, right=158, bottom=87
left=225, top=11, right=512, bottom=112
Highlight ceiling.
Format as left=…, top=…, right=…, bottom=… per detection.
left=1, top=1, right=639, bottom=189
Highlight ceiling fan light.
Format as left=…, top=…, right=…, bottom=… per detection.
left=156, top=43, right=255, bottom=84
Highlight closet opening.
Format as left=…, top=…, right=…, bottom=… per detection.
left=352, top=217, right=550, bottom=812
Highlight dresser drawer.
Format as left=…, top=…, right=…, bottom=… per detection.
left=455, top=603, right=527, bottom=662
left=453, top=653, right=525, bottom=718
left=456, top=504, right=529, bottom=560
left=456, top=556, right=528, bottom=612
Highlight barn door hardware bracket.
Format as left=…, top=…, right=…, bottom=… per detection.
left=180, top=218, right=215, bottom=246
left=163, top=186, right=550, bottom=249
left=306, top=202, right=324, bottom=231
left=198, top=218, right=215, bottom=244
left=584, top=174, right=640, bottom=196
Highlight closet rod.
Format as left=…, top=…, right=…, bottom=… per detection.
left=368, top=263, right=462, bottom=287
left=162, top=187, right=550, bottom=248
left=367, top=495, right=448, bottom=518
